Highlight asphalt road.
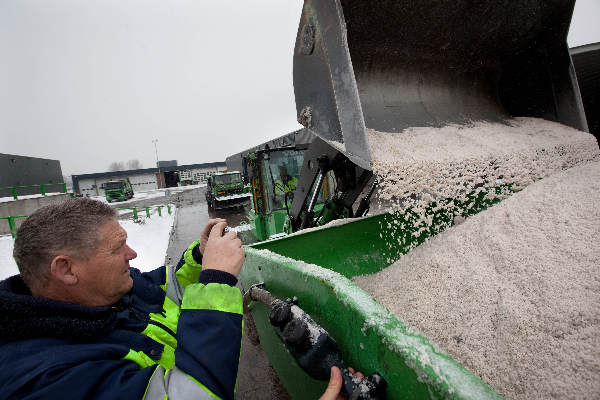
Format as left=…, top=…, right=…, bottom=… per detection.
left=159, top=186, right=291, bottom=399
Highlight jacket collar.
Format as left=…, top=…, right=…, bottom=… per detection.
left=0, top=275, right=118, bottom=341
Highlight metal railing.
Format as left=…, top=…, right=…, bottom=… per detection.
left=0, top=215, right=28, bottom=238
left=0, top=183, right=69, bottom=200
left=1, top=204, right=175, bottom=238
left=116, top=204, right=173, bottom=220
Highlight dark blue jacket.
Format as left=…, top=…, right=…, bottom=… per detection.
left=0, top=240, right=243, bottom=400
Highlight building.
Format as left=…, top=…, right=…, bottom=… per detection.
left=0, top=153, right=64, bottom=198
left=72, top=162, right=226, bottom=196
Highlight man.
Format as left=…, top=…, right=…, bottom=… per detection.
left=0, top=198, right=351, bottom=399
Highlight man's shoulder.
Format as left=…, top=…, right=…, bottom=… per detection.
left=0, top=336, right=152, bottom=400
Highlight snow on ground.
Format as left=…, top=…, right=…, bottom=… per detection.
left=0, top=207, right=175, bottom=280
left=122, top=209, right=175, bottom=272
left=0, top=193, right=65, bottom=203
left=0, top=236, right=18, bottom=279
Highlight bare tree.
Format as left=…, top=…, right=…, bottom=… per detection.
left=108, top=161, right=125, bottom=171
left=127, top=159, right=143, bottom=170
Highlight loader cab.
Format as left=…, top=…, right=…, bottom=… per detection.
left=246, top=146, right=333, bottom=242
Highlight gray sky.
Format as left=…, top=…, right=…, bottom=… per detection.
left=1, top=0, right=599, bottom=176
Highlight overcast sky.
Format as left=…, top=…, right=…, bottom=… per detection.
left=1, top=0, right=599, bottom=176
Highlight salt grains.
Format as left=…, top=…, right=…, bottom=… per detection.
left=368, top=117, right=599, bottom=206
left=356, top=156, right=600, bottom=399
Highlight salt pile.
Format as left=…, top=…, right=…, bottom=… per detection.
left=369, top=117, right=599, bottom=206
left=355, top=161, right=600, bottom=399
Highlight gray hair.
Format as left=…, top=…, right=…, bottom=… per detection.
left=13, top=198, right=117, bottom=291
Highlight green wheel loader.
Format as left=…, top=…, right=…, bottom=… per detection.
left=239, top=0, right=593, bottom=399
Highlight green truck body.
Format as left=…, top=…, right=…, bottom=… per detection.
left=205, top=171, right=251, bottom=210
left=241, top=188, right=511, bottom=399
left=104, top=179, right=134, bottom=202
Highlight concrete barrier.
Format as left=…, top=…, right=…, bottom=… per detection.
left=0, top=194, right=71, bottom=235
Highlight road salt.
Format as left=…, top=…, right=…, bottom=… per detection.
left=355, top=161, right=600, bottom=399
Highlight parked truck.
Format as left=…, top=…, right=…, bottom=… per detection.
left=205, top=171, right=251, bottom=210
left=104, top=179, right=134, bottom=202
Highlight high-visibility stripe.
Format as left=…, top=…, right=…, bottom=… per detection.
left=181, top=283, right=243, bottom=315
left=176, top=240, right=203, bottom=288
left=123, top=349, right=157, bottom=369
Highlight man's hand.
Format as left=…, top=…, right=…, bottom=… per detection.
left=199, top=218, right=226, bottom=255
left=202, top=221, right=245, bottom=277
left=319, top=367, right=364, bottom=400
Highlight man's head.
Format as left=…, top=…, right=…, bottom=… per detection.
left=13, top=198, right=137, bottom=306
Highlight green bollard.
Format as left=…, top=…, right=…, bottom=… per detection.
left=62, top=183, right=67, bottom=193
left=167, top=205, right=172, bottom=214
left=3, top=215, right=28, bottom=238
left=11, top=187, right=18, bottom=200
left=40, top=184, right=46, bottom=196
left=8, top=217, right=16, bottom=238
left=145, top=207, right=151, bottom=218
left=157, top=206, right=162, bottom=217
left=132, top=207, right=138, bottom=220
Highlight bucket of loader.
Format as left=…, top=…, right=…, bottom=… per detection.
left=293, top=0, right=588, bottom=170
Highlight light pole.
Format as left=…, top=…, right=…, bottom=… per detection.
left=152, top=139, right=161, bottom=188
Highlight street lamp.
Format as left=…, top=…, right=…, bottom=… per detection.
left=152, top=139, right=161, bottom=188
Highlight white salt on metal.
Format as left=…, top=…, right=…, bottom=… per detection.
left=355, top=161, right=600, bottom=399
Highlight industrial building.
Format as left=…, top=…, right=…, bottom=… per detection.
left=72, top=161, right=226, bottom=196
left=0, top=153, right=64, bottom=198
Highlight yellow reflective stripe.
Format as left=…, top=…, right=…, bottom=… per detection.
left=123, top=349, right=157, bottom=369
left=181, top=283, right=243, bottom=315
left=177, top=240, right=203, bottom=288
left=150, top=296, right=180, bottom=335
left=183, top=240, right=202, bottom=268
left=141, top=324, right=176, bottom=369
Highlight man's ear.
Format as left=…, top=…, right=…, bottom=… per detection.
left=50, top=255, right=78, bottom=286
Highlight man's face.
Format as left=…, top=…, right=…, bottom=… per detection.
left=72, top=219, right=137, bottom=306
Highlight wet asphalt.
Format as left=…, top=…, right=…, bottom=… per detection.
left=160, top=187, right=291, bottom=399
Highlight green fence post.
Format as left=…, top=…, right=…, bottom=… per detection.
left=8, top=217, right=16, bottom=238
left=157, top=206, right=162, bottom=217
left=132, top=207, right=138, bottom=220
left=40, top=184, right=46, bottom=196
left=167, top=204, right=172, bottom=214
left=11, top=187, right=18, bottom=200
left=62, top=183, right=67, bottom=193
left=145, top=207, right=151, bottom=218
